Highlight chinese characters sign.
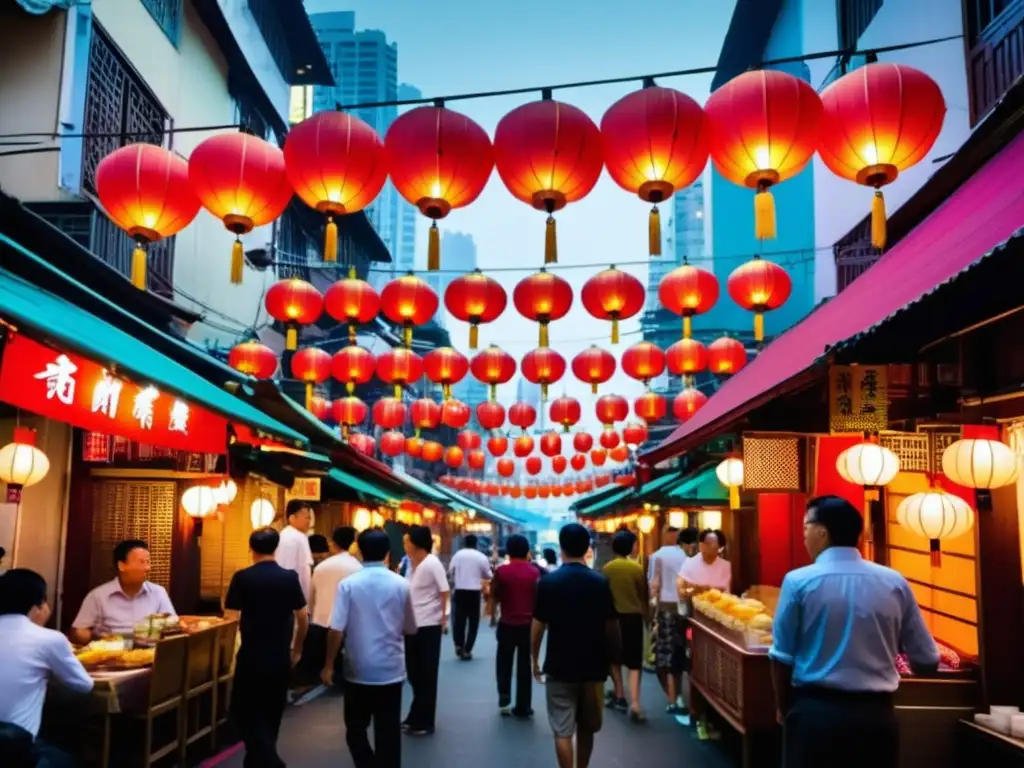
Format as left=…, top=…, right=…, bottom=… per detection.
left=285, top=477, right=322, bottom=503
left=828, top=365, right=888, bottom=434
left=1, top=334, right=228, bottom=454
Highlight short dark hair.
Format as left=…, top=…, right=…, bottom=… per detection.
left=0, top=568, right=47, bottom=615
left=407, top=525, right=433, bottom=553
left=807, top=495, right=863, bottom=548
left=308, top=534, right=329, bottom=555
left=506, top=534, right=530, bottom=559
left=612, top=530, right=637, bottom=557
left=700, top=528, right=727, bottom=550
left=463, top=534, right=478, bottom=550
left=332, top=526, right=356, bottom=551
left=358, top=529, right=391, bottom=562
left=497, top=548, right=506, bottom=559
left=113, top=539, right=148, bottom=568
left=286, top=499, right=312, bottom=519
left=250, top=527, right=280, bottom=555
left=678, top=527, right=699, bottom=546
left=543, top=547, right=557, bottom=564
left=559, top=523, right=591, bottom=559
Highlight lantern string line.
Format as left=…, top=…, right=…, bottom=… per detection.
left=0, top=34, right=962, bottom=143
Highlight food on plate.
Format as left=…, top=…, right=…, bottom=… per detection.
left=739, top=598, right=765, bottom=612
left=703, top=589, right=723, bottom=603
left=117, top=648, right=156, bottom=667
left=759, top=634, right=773, bottom=645
left=749, top=613, right=774, bottom=632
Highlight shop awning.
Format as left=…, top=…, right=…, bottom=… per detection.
left=663, top=465, right=729, bottom=505
left=578, top=471, right=684, bottom=519
left=436, top=487, right=517, bottom=525
left=324, top=467, right=398, bottom=505
left=644, top=129, right=1024, bottom=464
left=392, top=470, right=460, bottom=507
left=569, top=482, right=631, bottom=516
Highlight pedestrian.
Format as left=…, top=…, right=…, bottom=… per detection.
left=402, top=524, right=449, bottom=736
left=602, top=530, right=649, bottom=721
left=308, top=534, right=330, bottom=567
left=275, top=500, right=314, bottom=605
left=307, top=527, right=361, bottom=688
left=224, top=527, right=309, bottom=768
left=543, top=547, right=558, bottom=572
left=323, top=528, right=417, bottom=768
left=448, top=533, right=491, bottom=660
left=647, top=526, right=695, bottom=718
left=770, top=496, right=939, bottom=768
left=532, top=523, right=618, bottom=768
left=490, top=533, right=541, bottom=718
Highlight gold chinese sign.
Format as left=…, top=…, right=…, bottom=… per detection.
left=285, top=477, right=322, bottom=503
left=828, top=365, right=888, bottom=433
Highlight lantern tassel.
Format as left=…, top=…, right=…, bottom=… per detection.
left=131, top=244, right=147, bottom=290
left=871, top=190, right=887, bottom=250
left=489, top=384, right=497, bottom=401
left=346, top=381, right=355, bottom=394
left=729, top=485, right=740, bottom=510
left=285, top=326, right=297, bottom=351
left=539, top=323, right=549, bottom=349
left=544, top=215, right=557, bottom=264
left=611, top=317, right=620, bottom=345
left=469, top=324, right=479, bottom=350
left=649, top=206, right=661, bottom=256
left=591, top=382, right=598, bottom=395
left=394, top=384, right=403, bottom=400
left=349, top=324, right=357, bottom=345
left=324, top=216, right=338, bottom=262
left=230, top=238, right=244, bottom=285
left=753, top=313, right=765, bottom=342
left=683, top=315, right=692, bottom=340
left=428, top=222, right=440, bottom=271
left=443, top=383, right=451, bottom=400
left=541, top=383, right=549, bottom=401
left=305, top=382, right=313, bottom=411
left=754, top=187, right=776, bottom=240
left=403, top=325, right=413, bottom=349
left=930, top=540, right=941, bottom=568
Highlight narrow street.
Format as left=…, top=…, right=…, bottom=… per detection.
left=221, top=624, right=737, bottom=767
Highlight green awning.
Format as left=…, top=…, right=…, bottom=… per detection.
left=664, top=464, right=729, bottom=504
left=569, top=483, right=627, bottom=515
left=437, top=487, right=517, bottom=525
left=577, top=471, right=683, bottom=519
left=579, top=486, right=632, bottom=518
left=0, top=259, right=306, bottom=447
left=392, top=470, right=457, bottom=506
left=325, top=467, right=397, bottom=505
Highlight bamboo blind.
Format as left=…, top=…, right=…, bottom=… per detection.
left=90, top=480, right=176, bottom=590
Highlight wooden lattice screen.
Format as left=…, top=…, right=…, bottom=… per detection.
left=90, top=480, right=176, bottom=590
left=742, top=437, right=802, bottom=491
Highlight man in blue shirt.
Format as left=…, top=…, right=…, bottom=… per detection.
left=770, top=495, right=939, bottom=768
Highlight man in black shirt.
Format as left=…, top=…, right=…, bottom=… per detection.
left=532, top=523, right=618, bottom=768
left=225, top=527, right=309, bottom=768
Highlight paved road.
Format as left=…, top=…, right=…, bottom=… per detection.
left=221, top=621, right=739, bottom=767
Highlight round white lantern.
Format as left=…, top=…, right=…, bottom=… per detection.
left=250, top=498, right=276, bottom=529
left=715, top=457, right=744, bottom=509
left=214, top=479, right=238, bottom=506
left=667, top=510, right=686, bottom=529
left=352, top=507, right=371, bottom=532
left=896, top=490, right=975, bottom=566
left=182, top=485, right=218, bottom=519
left=941, top=438, right=1019, bottom=490
left=0, top=427, right=50, bottom=502
left=835, top=442, right=900, bottom=487
left=637, top=514, right=655, bottom=534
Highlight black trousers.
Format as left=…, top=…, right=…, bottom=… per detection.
left=344, top=681, right=403, bottom=768
left=783, top=688, right=898, bottom=768
left=231, top=663, right=289, bottom=768
left=405, top=624, right=443, bottom=729
left=495, top=623, right=533, bottom=713
left=452, top=589, right=482, bottom=653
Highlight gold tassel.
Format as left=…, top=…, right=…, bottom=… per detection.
left=346, top=381, right=355, bottom=394
left=649, top=206, right=661, bottom=256
left=394, top=384, right=402, bottom=400
left=403, top=325, right=413, bottom=349
left=428, top=222, right=440, bottom=271
left=489, top=384, right=497, bottom=401
left=349, top=324, right=357, bottom=344
left=541, top=383, right=549, bottom=401
left=754, top=188, right=776, bottom=240
left=729, top=485, right=740, bottom=510
left=539, top=323, right=549, bottom=349
left=131, top=244, right=147, bottom=290
left=871, top=190, right=887, bottom=249
left=753, top=313, right=765, bottom=342
left=286, top=326, right=297, bottom=351
left=469, top=324, right=479, bottom=350
left=611, top=317, right=620, bottom=344
left=305, top=382, right=313, bottom=411
left=591, top=383, right=598, bottom=395
left=348, top=265, right=357, bottom=279
left=230, top=239, right=244, bottom=285
left=443, top=383, right=451, bottom=400
left=544, top=215, right=557, bottom=264
left=324, top=216, right=338, bottom=262
left=683, top=315, right=692, bottom=340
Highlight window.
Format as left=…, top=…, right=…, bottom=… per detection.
left=966, top=0, right=1016, bottom=43
left=247, top=0, right=292, bottom=80
left=139, top=0, right=181, bottom=45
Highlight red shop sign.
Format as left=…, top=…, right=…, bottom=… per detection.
left=0, top=333, right=228, bottom=454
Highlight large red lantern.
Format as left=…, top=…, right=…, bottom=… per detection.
left=423, top=347, right=469, bottom=400
left=488, top=436, right=509, bottom=457
left=659, top=264, right=720, bottom=339
left=476, top=401, right=506, bottom=431
left=728, top=257, right=792, bottom=341
left=457, top=430, right=482, bottom=452
left=493, top=97, right=603, bottom=264
left=509, top=402, right=537, bottom=433
left=468, top=450, right=486, bottom=471
left=674, top=388, right=708, bottom=422
left=621, top=342, right=666, bottom=387
left=376, top=348, right=424, bottom=399
left=331, top=346, right=376, bottom=394
left=705, top=70, right=822, bottom=241
left=349, top=433, right=376, bottom=458
left=333, top=396, right=368, bottom=434
left=601, top=85, right=709, bottom=256
left=372, top=397, right=407, bottom=430
left=385, top=106, right=493, bottom=270
left=421, top=440, right=444, bottom=463
left=470, top=346, right=516, bottom=401
left=570, top=453, right=587, bottom=472
left=497, top=458, right=515, bottom=478
left=573, top=432, right=594, bottom=453
left=540, top=431, right=563, bottom=458
left=571, top=346, right=616, bottom=394
left=818, top=63, right=945, bottom=249
left=552, top=455, right=568, bottom=475
left=188, top=133, right=292, bottom=284
left=596, top=394, right=629, bottom=427
left=600, top=429, right=622, bottom=450
left=666, top=338, right=707, bottom=384
left=513, top=269, right=573, bottom=348
left=380, top=430, right=406, bottom=457
left=634, top=392, right=667, bottom=424
left=549, top=396, right=581, bottom=433
left=514, top=435, right=535, bottom=458
left=444, top=269, right=507, bottom=349
left=525, top=456, right=543, bottom=476
left=441, top=399, right=471, bottom=429
left=228, top=340, right=277, bottom=379
left=380, top=273, right=439, bottom=348
left=591, top=448, right=608, bottom=467
left=290, top=347, right=331, bottom=409
left=265, top=279, right=323, bottom=351
left=324, top=273, right=380, bottom=344
left=284, top=111, right=387, bottom=262
left=581, top=267, right=646, bottom=344
left=410, top=398, right=442, bottom=432
left=95, top=144, right=200, bottom=290
left=521, top=348, right=566, bottom=401
left=707, top=337, right=748, bottom=376
left=309, top=396, right=330, bottom=422
left=405, top=436, right=424, bottom=458
left=444, top=446, right=464, bottom=469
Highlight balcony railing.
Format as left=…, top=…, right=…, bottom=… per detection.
left=966, top=0, right=1024, bottom=125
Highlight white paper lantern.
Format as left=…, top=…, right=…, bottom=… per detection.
left=715, top=457, right=744, bottom=509
left=182, top=485, right=218, bottom=519
left=896, top=489, right=975, bottom=566
left=352, top=507, right=371, bottom=532
left=941, top=438, right=1019, bottom=489
left=637, top=514, right=655, bottom=534
left=214, top=479, right=238, bottom=505
left=835, top=442, right=900, bottom=487
left=667, top=510, right=686, bottom=529
left=250, top=498, right=275, bottom=529
left=0, top=427, right=49, bottom=501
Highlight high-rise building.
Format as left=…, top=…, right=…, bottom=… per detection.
left=396, top=83, right=423, bottom=273
left=645, top=180, right=705, bottom=312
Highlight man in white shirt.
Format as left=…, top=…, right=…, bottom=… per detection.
left=307, top=526, right=361, bottom=687
left=648, top=526, right=698, bottom=718
left=276, top=500, right=314, bottom=605
left=402, top=524, right=449, bottom=736
left=448, top=534, right=492, bottom=660
left=0, top=569, right=94, bottom=766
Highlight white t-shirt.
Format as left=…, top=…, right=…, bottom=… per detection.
left=448, top=547, right=492, bottom=591
left=406, top=553, right=450, bottom=627
left=310, top=552, right=362, bottom=627
left=679, top=554, right=732, bottom=593
left=650, top=545, right=688, bottom=603
left=275, top=525, right=313, bottom=603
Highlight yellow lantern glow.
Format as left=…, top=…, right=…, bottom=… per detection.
left=701, top=510, right=723, bottom=530
left=250, top=498, right=275, bottom=529
left=182, top=485, right=219, bottom=519
left=214, top=479, right=238, bottom=506
left=896, top=489, right=975, bottom=566
left=667, top=510, right=685, bottom=529
left=941, top=438, right=1019, bottom=490
left=0, top=428, right=49, bottom=502
left=352, top=507, right=371, bottom=532
left=371, top=510, right=385, bottom=527
left=835, top=442, right=900, bottom=488
left=715, top=457, right=744, bottom=509
left=637, top=514, right=655, bottom=534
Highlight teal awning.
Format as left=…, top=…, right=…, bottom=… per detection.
left=569, top=483, right=627, bottom=515
left=437, top=487, right=517, bottom=525
left=664, top=465, right=729, bottom=504
left=392, top=470, right=457, bottom=506
left=325, top=467, right=398, bottom=505
left=576, top=471, right=684, bottom=519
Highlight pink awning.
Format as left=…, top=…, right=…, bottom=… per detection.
left=644, top=130, right=1024, bottom=464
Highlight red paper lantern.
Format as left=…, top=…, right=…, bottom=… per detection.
left=497, top=458, right=515, bottom=478
left=526, top=456, right=543, bottom=476
left=421, top=440, right=444, bottom=463
left=621, top=341, right=666, bottom=386
left=659, top=264, right=719, bottom=339
left=189, top=133, right=292, bottom=284
left=405, top=436, right=424, bottom=458
left=441, top=399, right=471, bottom=430
left=493, top=98, right=603, bottom=265
left=538, top=485, right=551, bottom=499
left=349, top=433, right=376, bottom=458
left=600, top=428, right=621, bottom=450
left=333, top=396, right=368, bottom=432
left=372, top=397, right=407, bottom=430
left=385, top=105, right=493, bottom=270
left=309, top=396, right=330, bottom=422
left=818, top=63, right=945, bottom=249
left=331, top=346, right=376, bottom=394
left=376, top=348, right=424, bottom=399
left=444, top=270, right=507, bottom=349
left=457, top=430, right=482, bottom=452
left=551, top=485, right=564, bottom=498
left=562, top=483, right=575, bottom=496
left=705, top=69, right=822, bottom=241
left=510, top=486, right=522, bottom=499
left=552, top=455, right=568, bottom=474
left=707, top=337, right=748, bottom=376
left=444, top=446, right=464, bottom=469
left=410, top=398, right=442, bottom=432
left=524, top=486, right=538, bottom=500
left=95, top=144, right=201, bottom=290
left=476, top=401, right=506, bottom=431
left=540, top=431, right=563, bottom=458
left=571, top=346, right=616, bottom=394
left=634, top=392, right=667, bottom=424
left=508, top=402, right=538, bottom=433
left=486, top=482, right=501, bottom=496
left=521, top=348, right=566, bottom=401
left=595, top=473, right=611, bottom=487
left=610, top=443, right=631, bottom=462
left=573, top=432, right=594, bottom=453
left=470, top=346, right=517, bottom=401
left=291, top=347, right=331, bottom=409
left=615, top=473, right=635, bottom=487
left=423, top=347, right=469, bottom=400
left=380, top=273, right=439, bottom=348
left=581, top=267, right=646, bottom=344
left=673, top=388, right=708, bottom=422
left=513, top=269, right=573, bottom=348
left=549, top=396, right=581, bottom=433
left=623, top=422, right=648, bottom=447
left=228, top=340, right=277, bottom=379
left=577, top=478, right=593, bottom=493
left=728, top=257, right=792, bottom=341
left=570, top=453, right=587, bottom=472
left=596, top=395, right=629, bottom=427
left=514, top=435, right=535, bottom=458
left=265, top=279, right=323, bottom=350
left=324, top=275, right=380, bottom=344
left=468, top=450, right=486, bottom=471
left=666, top=338, right=707, bottom=382
left=380, top=430, right=406, bottom=457
left=487, top=436, right=509, bottom=457
left=284, top=111, right=387, bottom=262
left=601, top=86, right=709, bottom=256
